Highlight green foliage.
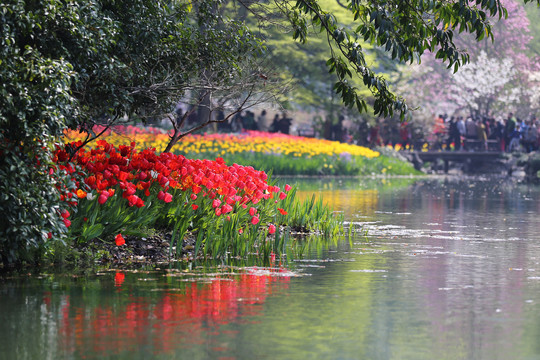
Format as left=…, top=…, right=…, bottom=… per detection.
left=0, top=147, right=60, bottom=265
left=177, top=149, right=420, bottom=176
left=248, top=1, right=377, bottom=115
left=278, top=187, right=344, bottom=237
left=0, top=1, right=79, bottom=265
left=278, top=0, right=536, bottom=119
left=2, top=0, right=536, bottom=266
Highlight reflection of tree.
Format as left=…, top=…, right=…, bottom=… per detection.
left=295, top=180, right=414, bottom=217
left=397, top=180, right=536, bottom=359
left=296, top=189, right=380, bottom=217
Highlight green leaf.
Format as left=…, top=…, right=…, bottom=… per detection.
left=82, top=224, right=104, bottom=240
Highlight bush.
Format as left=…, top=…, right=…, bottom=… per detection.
left=0, top=3, right=78, bottom=265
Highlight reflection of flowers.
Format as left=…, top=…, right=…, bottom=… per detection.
left=55, top=271, right=290, bottom=356
left=114, top=271, right=125, bottom=286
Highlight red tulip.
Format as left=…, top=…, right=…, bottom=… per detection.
left=115, top=234, right=125, bottom=246
left=268, top=224, right=276, bottom=234
left=157, top=190, right=165, bottom=200
left=221, top=204, right=233, bottom=214
left=163, top=192, right=173, bottom=203
left=98, top=194, right=108, bottom=205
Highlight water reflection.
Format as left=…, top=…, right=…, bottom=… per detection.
left=3, top=177, right=540, bottom=359
left=286, top=176, right=540, bottom=359
left=0, top=267, right=293, bottom=359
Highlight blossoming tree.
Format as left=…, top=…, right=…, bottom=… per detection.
left=448, top=51, right=518, bottom=116
left=395, top=0, right=539, bottom=118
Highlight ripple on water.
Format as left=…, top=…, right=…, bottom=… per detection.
left=453, top=253, right=488, bottom=259
left=242, top=267, right=305, bottom=277
left=438, top=285, right=475, bottom=291
left=293, top=259, right=356, bottom=263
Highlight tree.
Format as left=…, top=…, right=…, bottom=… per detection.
left=246, top=1, right=381, bottom=139
left=393, top=0, right=539, bottom=119
left=449, top=51, right=518, bottom=116
left=273, top=0, right=539, bottom=119
left=0, top=0, right=268, bottom=265
left=1, top=1, right=89, bottom=264
left=69, top=0, right=273, bottom=152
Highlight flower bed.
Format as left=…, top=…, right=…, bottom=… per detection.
left=64, top=127, right=419, bottom=175
left=51, top=139, right=343, bottom=261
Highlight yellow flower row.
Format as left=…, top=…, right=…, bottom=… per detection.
left=65, top=127, right=380, bottom=159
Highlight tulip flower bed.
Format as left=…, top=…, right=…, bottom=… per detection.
left=64, top=127, right=419, bottom=176
left=51, top=139, right=344, bottom=261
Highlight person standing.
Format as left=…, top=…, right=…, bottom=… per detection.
left=466, top=117, right=477, bottom=140
left=504, top=113, right=517, bottom=152
left=477, top=119, right=488, bottom=151
left=457, top=116, right=466, bottom=148
left=447, top=117, right=461, bottom=150
left=399, top=121, right=411, bottom=150
left=257, top=110, right=268, bottom=131
left=277, top=112, right=291, bottom=134
left=524, top=119, right=538, bottom=152
left=242, top=110, right=258, bottom=131
left=508, top=123, right=522, bottom=152
left=491, top=118, right=504, bottom=151
left=270, top=114, right=280, bottom=133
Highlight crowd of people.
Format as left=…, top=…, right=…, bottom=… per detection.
left=364, top=113, right=540, bottom=153
left=215, top=110, right=293, bottom=134
left=435, top=113, right=539, bottom=152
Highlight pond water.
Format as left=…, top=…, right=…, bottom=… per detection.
left=2, top=177, right=540, bottom=359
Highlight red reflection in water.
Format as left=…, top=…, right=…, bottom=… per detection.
left=56, top=269, right=290, bottom=357
left=114, top=271, right=125, bottom=287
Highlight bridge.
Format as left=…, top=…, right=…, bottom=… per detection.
left=410, top=150, right=506, bottom=173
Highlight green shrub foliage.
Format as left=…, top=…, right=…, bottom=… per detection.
left=0, top=0, right=264, bottom=265
left=0, top=2, right=78, bottom=264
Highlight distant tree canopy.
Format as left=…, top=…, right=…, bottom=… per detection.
left=276, top=0, right=540, bottom=119
left=393, top=0, right=540, bottom=119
